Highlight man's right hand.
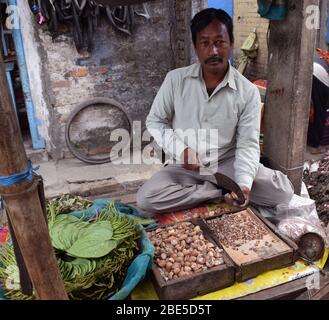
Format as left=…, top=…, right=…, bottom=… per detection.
left=180, top=147, right=201, bottom=171
left=224, top=186, right=250, bottom=208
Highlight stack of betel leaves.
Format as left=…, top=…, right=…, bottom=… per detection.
left=0, top=196, right=142, bottom=300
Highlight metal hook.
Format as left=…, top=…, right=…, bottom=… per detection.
left=134, top=3, right=150, bottom=20
left=49, top=0, right=56, bottom=11
left=73, top=0, right=87, bottom=12
left=105, top=5, right=131, bottom=36
left=61, top=0, right=72, bottom=10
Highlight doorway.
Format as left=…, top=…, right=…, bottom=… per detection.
left=0, top=0, right=45, bottom=150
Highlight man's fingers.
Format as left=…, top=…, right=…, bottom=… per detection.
left=225, top=191, right=249, bottom=208
left=224, top=193, right=234, bottom=206
left=231, top=192, right=239, bottom=200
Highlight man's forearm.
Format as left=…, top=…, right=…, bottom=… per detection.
left=146, top=122, right=186, bottom=161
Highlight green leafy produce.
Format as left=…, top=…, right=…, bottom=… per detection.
left=67, top=238, right=118, bottom=259
left=0, top=197, right=141, bottom=300
left=48, top=194, right=92, bottom=215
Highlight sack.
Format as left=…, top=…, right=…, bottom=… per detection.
left=257, top=0, right=288, bottom=20
left=276, top=195, right=329, bottom=248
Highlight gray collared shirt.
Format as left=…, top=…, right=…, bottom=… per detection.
left=146, top=62, right=261, bottom=189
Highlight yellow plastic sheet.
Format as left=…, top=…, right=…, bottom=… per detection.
left=132, top=249, right=328, bottom=300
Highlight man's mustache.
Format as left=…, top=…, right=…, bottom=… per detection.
left=205, top=57, right=223, bottom=64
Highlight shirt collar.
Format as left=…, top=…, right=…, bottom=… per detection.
left=226, top=63, right=237, bottom=90
left=184, top=61, right=237, bottom=91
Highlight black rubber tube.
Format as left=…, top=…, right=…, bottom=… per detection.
left=65, top=97, right=133, bottom=164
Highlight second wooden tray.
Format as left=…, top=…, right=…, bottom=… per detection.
left=202, top=207, right=299, bottom=282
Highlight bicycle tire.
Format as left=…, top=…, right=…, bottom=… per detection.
left=65, top=97, right=133, bottom=164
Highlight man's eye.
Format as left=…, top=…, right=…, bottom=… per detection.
left=201, top=41, right=209, bottom=46
left=216, top=40, right=226, bottom=46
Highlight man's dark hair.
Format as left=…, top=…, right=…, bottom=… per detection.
left=190, top=8, right=234, bottom=45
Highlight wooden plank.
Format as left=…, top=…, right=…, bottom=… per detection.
left=237, top=277, right=309, bottom=300
left=0, top=44, right=68, bottom=300
left=239, top=272, right=329, bottom=300
left=6, top=213, right=33, bottom=296
left=35, top=174, right=47, bottom=222
left=151, top=262, right=235, bottom=300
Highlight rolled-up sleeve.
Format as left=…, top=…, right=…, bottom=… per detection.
left=146, top=72, right=186, bottom=160
left=234, top=86, right=261, bottom=189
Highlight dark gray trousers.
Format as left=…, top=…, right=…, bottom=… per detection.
left=136, top=157, right=294, bottom=215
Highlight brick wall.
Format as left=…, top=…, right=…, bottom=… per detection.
left=233, top=0, right=269, bottom=81
left=25, top=0, right=204, bottom=160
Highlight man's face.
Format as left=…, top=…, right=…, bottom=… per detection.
left=195, top=19, right=233, bottom=76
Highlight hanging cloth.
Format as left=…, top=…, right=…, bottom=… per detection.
left=257, top=0, right=288, bottom=21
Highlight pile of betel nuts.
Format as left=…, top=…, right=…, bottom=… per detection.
left=148, top=222, right=225, bottom=281
left=206, top=213, right=277, bottom=253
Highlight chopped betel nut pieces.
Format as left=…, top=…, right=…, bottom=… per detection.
left=191, top=207, right=231, bottom=220
left=191, top=211, right=215, bottom=219
left=147, top=222, right=225, bottom=281
left=206, top=213, right=278, bottom=252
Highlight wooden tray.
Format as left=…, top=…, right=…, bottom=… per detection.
left=149, top=221, right=235, bottom=300
left=203, top=207, right=299, bottom=282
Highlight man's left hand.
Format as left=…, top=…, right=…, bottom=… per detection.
left=224, top=186, right=250, bottom=208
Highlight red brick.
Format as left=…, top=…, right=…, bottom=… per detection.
left=64, top=67, right=89, bottom=78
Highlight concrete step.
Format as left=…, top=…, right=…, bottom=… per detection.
left=36, top=157, right=161, bottom=199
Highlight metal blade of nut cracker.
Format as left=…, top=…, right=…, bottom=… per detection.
left=214, top=172, right=246, bottom=205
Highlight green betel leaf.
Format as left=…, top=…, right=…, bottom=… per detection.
left=62, top=221, right=87, bottom=249
left=50, top=215, right=85, bottom=251
left=54, top=214, right=80, bottom=224
left=67, top=239, right=118, bottom=258
left=66, top=220, right=115, bottom=258
left=79, top=221, right=114, bottom=240
left=50, top=222, right=67, bottom=251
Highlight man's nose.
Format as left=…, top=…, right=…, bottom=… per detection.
left=210, top=44, right=219, bottom=55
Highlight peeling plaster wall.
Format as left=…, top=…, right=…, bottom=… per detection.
left=20, top=0, right=205, bottom=160
left=41, top=1, right=175, bottom=159
left=18, top=0, right=51, bottom=150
